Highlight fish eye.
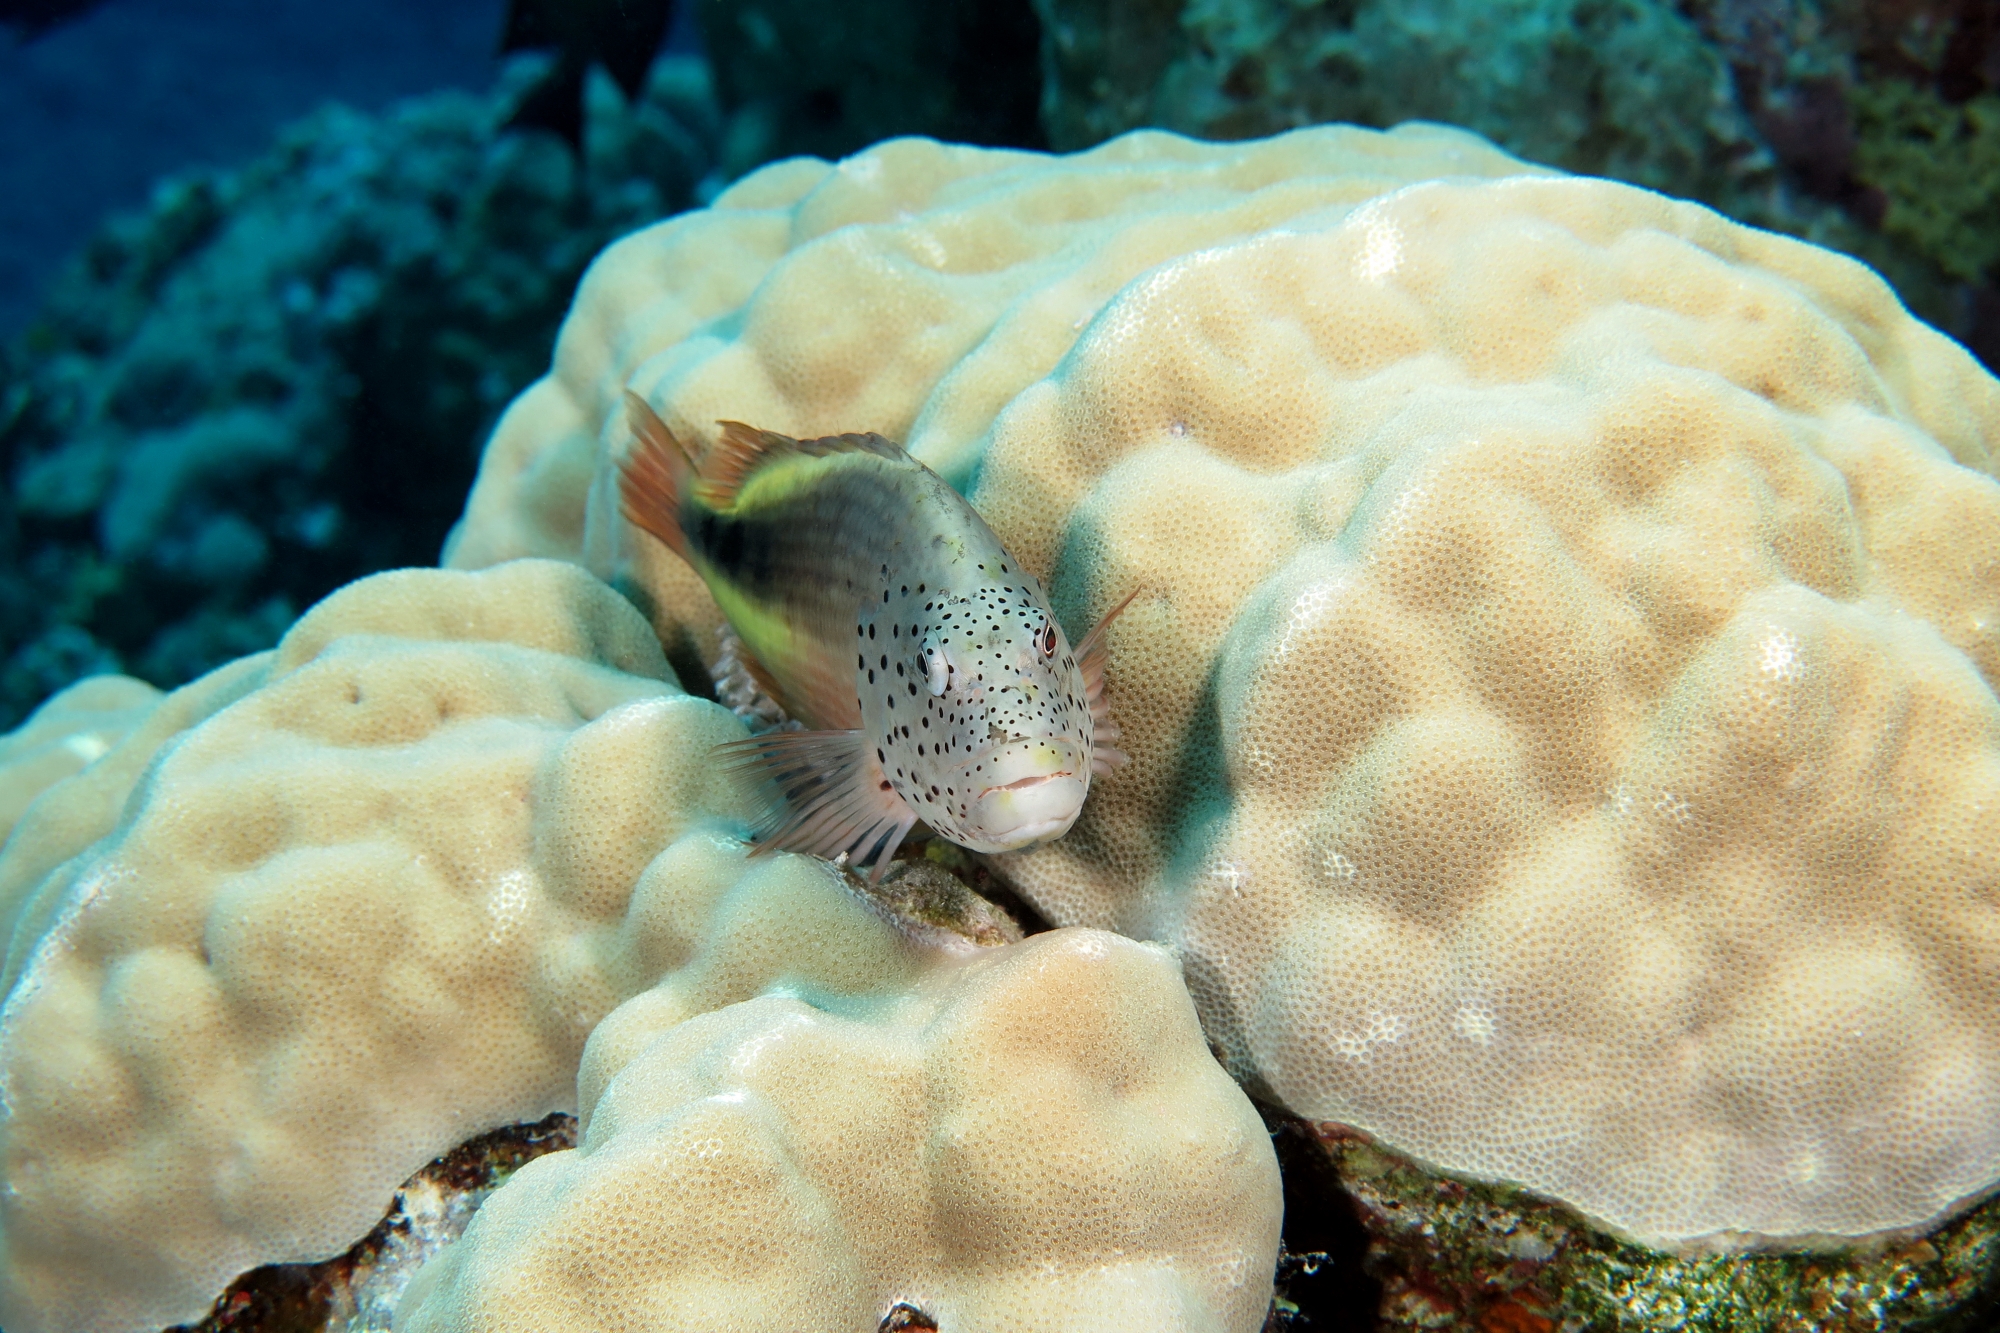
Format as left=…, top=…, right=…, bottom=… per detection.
left=1037, top=621, right=1058, bottom=658
left=923, top=640, right=952, bottom=697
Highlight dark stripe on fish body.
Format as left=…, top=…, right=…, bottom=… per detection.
left=689, top=508, right=794, bottom=589
left=687, top=454, right=947, bottom=618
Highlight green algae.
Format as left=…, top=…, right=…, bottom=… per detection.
left=1322, top=1132, right=2000, bottom=1332
left=1851, top=81, right=2000, bottom=285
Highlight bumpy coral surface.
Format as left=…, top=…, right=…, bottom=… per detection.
left=395, top=928, right=1281, bottom=1333
left=0, top=559, right=948, bottom=1333
left=449, top=126, right=2000, bottom=1249
left=0, top=674, right=158, bottom=846
left=0, top=557, right=1281, bottom=1333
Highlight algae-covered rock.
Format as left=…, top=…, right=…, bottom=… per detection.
left=1311, top=1126, right=2000, bottom=1333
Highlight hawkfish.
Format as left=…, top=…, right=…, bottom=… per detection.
left=618, top=391, right=1132, bottom=881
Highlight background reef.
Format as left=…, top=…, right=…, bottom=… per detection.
left=0, top=58, right=725, bottom=725
left=4, top=0, right=1996, bottom=729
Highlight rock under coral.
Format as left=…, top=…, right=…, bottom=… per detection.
left=175, top=1114, right=579, bottom=1333
left=1316, top=1126, right=2000, bottom=1333
left=445, top=126, right=2000, bottom=1254
left=394, top=928, right=1282, bottom=1333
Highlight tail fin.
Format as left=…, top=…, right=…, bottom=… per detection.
left=619, top=391, right=697, bottom=561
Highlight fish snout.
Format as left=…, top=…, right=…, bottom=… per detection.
left=963, top=738, right=1088, bottom=851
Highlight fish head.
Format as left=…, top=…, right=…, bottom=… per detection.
left=862, top=578, right=1099, bottom=854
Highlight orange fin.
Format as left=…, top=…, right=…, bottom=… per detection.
left=698, top=419, right=906, bottom=508
left=619, top=391, right=697, bottom=561
left=1075, top=589, right=1139, bottom=775
left=715, top=728, right=919, bottom=883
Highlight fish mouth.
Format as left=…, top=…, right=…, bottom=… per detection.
left=983, top=771, right=1074, bottom=797
left=961, top=739, right=1088, bottom=851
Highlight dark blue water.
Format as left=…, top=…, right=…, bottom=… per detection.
left=0, top=0, right=507, bottom=336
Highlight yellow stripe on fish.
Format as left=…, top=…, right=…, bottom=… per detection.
left=619, top=391, right=1131, bottom=881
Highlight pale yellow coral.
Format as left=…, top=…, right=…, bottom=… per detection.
left=394, top=928, right=1281, bottom=1333
left=0, top=557, right=1280, bottom=1333
left=0, top=676, right=160, bottom=850
left=448, top=126, right=2000, bottom=1248
left=0, top=561, right=956, bottom=1333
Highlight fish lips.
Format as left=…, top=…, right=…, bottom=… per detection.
left=961, top=739, right=1088, bottom=850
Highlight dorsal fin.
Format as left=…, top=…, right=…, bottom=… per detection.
left=698, top=420, right=907, bottom=508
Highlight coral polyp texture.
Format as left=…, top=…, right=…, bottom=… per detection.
left=0, top=558, right=1281, bottom=1333
left=396, top=929, right=1280, bottom=1333
left=0, top=674, right=160, bottom=846
left=448, top=125, right=2000, bottom=1250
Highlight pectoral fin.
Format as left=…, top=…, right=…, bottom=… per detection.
left=715, top=728, right=919, bottom=882
left=1074, top=590, right=1139, bottom=774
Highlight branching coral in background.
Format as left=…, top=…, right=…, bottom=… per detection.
left=1851, top=82, right=2000, bottom=282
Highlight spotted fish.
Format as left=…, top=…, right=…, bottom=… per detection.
left=619, top=392, right=1131, bottom=880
